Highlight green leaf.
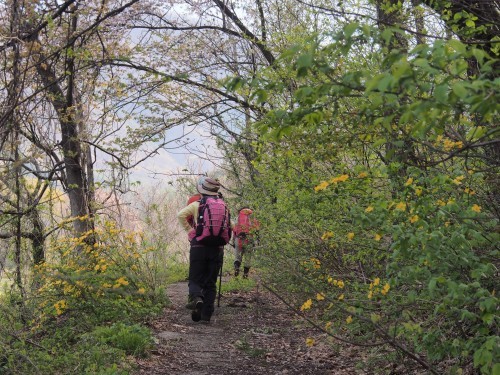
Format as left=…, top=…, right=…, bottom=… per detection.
left=481, top=313, right=494, bottom=324
left=296, top=53, right=313, bottom=69
left=429, top=278, right=437, bottom=292
left=344, top=22, right=359, bottom=39
left=452, top=82, right=468, bottom=99
left=377, top=74, right=393, bottom=92
left=373, top=138, right=387, bottom=148
left=392, top=61, right=411, bottom=79
left=466, top=126, right=487, bottom=141
left=434, top=84, right=448, bottom=103
left=370, top=313, right=381, bottom=323
left=448, top=39, right=466, bottom=55
left=366, top=74, right=384, bottom=92
left=252, top=89, right=268, bottom=103
left=474, top=346, right=493, bottom=368
left=472, top=48, right=487, bottom=64
left=226, top=77, right=244, bottom=91
left=465, top=19, right=475, bottom=27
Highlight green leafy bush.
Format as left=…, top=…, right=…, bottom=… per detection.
left=235, top=23, right=499, bottom=374
left=90, top=323, right=154, bottom=357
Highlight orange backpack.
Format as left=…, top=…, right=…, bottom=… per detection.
left=233, top=208, right=259, bottom=239
left=186, top=194, right=201, bottom=228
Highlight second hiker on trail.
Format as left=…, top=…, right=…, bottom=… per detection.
left=177, top=177, right=231, bottom=323
left=232, top=207, right=260, bottom=278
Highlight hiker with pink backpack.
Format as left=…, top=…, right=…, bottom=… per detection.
left=177, top=177, right=231, bottom=323
left=232, top=207, right=260, bottom=278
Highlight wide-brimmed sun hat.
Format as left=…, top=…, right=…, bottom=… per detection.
left=196, top=176, right=221, bottom=196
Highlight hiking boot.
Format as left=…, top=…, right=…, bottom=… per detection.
left=200, top=316, right=211, bottom=324
left=234, top=261, right=241, bottom=277
left=186, top=296, right=203, bottom=322
left=243, top=267, right=250, bottom=279
left=191, top=309, right=202, bottom=322
left=185, top=296, right=203, bottom=310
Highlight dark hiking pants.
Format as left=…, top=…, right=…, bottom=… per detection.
left=188, top=244, right=223, bottom=320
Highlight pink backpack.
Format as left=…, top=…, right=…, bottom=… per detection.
left=195, top=196, right=231, bottom=246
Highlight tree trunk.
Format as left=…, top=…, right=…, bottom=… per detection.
left=30, top=6, right=95, bottom=241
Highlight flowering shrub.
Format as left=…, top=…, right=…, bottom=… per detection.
left=35, top=220, right=164, bottom=324
left=1, top=220, right=168, bottom=374
left=237, top=23, right=499, bottom=374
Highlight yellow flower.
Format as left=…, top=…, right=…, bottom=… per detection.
left=347, top=232, right=354, bottom=241
left=365, top=206, right=374, bottom=213
left=373, top=278, right=380, bottom=286
left=381, top=283, right=390, bottom=295
left=415, top=188, right=423, bottom=196
left=404, top=178, right=413, bottom=186
left=410, top=215, right=419, bottom=223
left=338, top=294, right=344, bottom=301
left=436, top=199, right=446, bottom=207
left=471, top=204, right=481, bottom=213
left=300, top=299, right=313, bottom=311
left=138, top=287, right=146, bottom=294
left=306, top=338, right=315, bottom=347
left=358, top=172, right=368, bottom=178
left=374, top=233, right=382, bottom=241
left=346, top=316, right=353, bottom=324
left=444, top=222, right=450, bottom=227
left=116, top=277, right=129, bottom=286
left=367, top=290, right=373, bottom=299
left=327, top=276, right=333, bottom=284
left=321, top=231, right=334, bottom=240
left=316, top=293, right=325, bottom=301
left=443, top=138, right=462, bottom=151
left=395, top=202, right=407, bottom=211
left=325, top=322, right=332, bottom=329
left=314, top=181, right=329, bottom=192
left=337, top=280, right=345, bottom=289
left=464, top=188, right=475, bottom=195
left=330, top=174, right=349, bottom=183
left=452, top=175, right=465, bottom=185
left=311, top=258, right=321, bottom=268
left=54, top=300, right=68, bottom=315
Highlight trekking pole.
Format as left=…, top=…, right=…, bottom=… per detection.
left=217, top=259, right=223, bottom=307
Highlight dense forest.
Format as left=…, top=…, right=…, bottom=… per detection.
left=0, top=0, right=498, bottom=374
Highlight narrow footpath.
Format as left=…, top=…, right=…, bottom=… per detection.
left=134, top=279, right=366, bottom=375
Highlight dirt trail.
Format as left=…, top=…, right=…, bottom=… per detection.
left=134, top=279, right=366, bottom=374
